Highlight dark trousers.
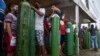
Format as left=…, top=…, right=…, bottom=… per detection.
left=0, top=23, right=3, bottom=51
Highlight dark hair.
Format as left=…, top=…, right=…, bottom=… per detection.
left=91, top=24, right=94, bottom=28
left=5, top=3, right=16, bottom=14
left=52, top=2, right=58, bottom=6
left=35, top=1, right=40, bottom=4
left=34, top=2, right=41, bottom=9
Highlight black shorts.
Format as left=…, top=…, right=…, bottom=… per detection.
left=60, top=35, right=65, bottom=45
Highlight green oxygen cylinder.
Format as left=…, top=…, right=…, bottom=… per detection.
left=87, top=30, right=90, bottom=49
left=16, top=1, right=31, bottom=56
left=97, top=31, right=100, bottom=48
left=29, top=9, right=35, bottom=56
left=84, top=30, right=90, bottom=49
left=51, top=15, right=60, bottom=56
left=65, top=21, right=74, bottom=56
left=74, top=28, right=79, bottom=55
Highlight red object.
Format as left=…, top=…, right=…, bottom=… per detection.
left=4, top=32, right=16, bottom=53
left=60, top=20, right=66, bottom=35
left=44, top=19, right=49, bottom=33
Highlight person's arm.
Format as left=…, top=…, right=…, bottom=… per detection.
left=31, top=6, right=44, bottom=16
left=4, top=21, right=6, bottom=31
left=6, top=22, right=12, bottom=39
left=48, top=9, right=55, bottom=21
left=51, top=6, right=61, bottom=14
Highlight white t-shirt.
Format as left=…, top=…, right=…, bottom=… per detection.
left=35, top=8, right=45, bottom=30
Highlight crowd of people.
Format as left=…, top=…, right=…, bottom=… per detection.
left=79, top=25, right=99, bottom=51
left=0, top=1, right=67, bottom=56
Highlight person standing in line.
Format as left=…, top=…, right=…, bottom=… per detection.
left=31, top=2, right=47, bottom=56
left=59, top=13, right=66, bottom=56
left=4, top=4, right=18, bottom=56
left=79, top=26, right=85, bottom=49
left=89, top=24, right=98, bottom=51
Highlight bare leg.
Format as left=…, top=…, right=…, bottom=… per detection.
left=41, top=46, right=47, bottom=56
left=7, top=52, right=13, bottom=56
left=61, top=42, right=65, bottom=55
left=60, top=42, right=65, bottom=56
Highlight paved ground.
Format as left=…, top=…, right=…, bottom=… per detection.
left=1, top=49, right=100, bottom=56
left=80, top=49, right=100, bottom=56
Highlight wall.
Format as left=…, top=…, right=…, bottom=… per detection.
left=81, top=0, right=100, bottom=29
left=81, top=0, right=86, bottom=7
left=89, top=0, right=100, bottom=29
